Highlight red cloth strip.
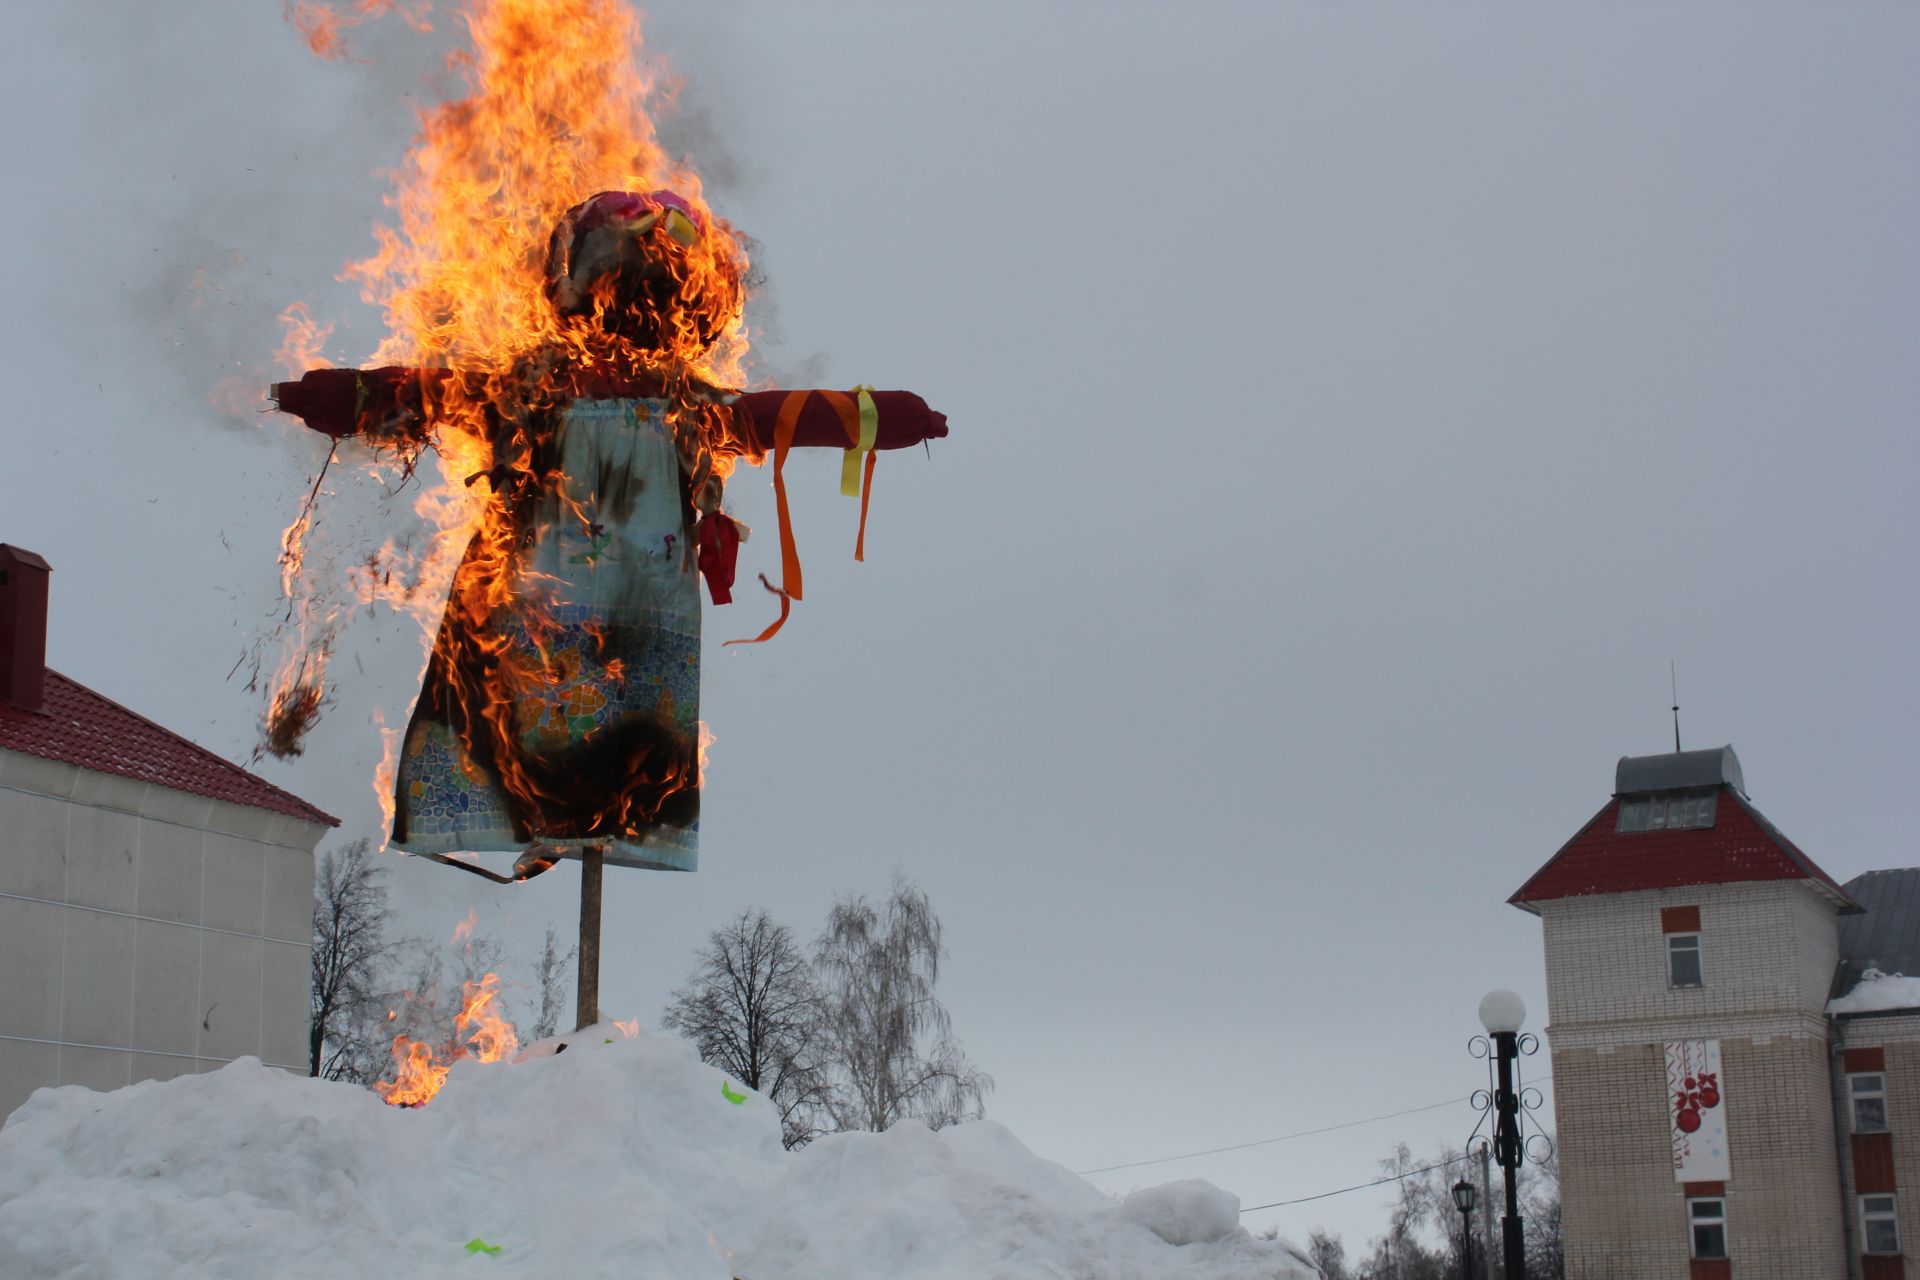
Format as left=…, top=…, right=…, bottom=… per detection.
left=855, top=450, right=877, bottom=562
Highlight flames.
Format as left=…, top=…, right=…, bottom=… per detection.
left=265, top=0, right=752, bottom=841
left=284, top=0, right=432, bottom=61
left=376, top=971, right=520, bottom=1106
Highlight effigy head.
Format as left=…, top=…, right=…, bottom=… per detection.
left=543, top=190, right=745, bottom=355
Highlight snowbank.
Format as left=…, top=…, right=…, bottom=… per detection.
left=1122, top=1178, right=1242, bottom=1245
left=0, top=1027, right=1315, bottom=1280
left=1829, top=968, right=1920, bottom=1015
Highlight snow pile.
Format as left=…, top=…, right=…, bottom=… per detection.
left=1122, top=1178, right=1242, bottom=1245
left=0, top=1027, right=1315, bottom=1280
left=1829, top=968, right=1920, bottom=1015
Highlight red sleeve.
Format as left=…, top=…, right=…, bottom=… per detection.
left=726, top=389, right=948, bottom=453
left=270, top=367, right=447, bottom=444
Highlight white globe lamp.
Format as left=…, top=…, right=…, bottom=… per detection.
left=1478, top=989, right=1527, bottom=1035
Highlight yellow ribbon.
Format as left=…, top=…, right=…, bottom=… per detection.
left=840, top=385, right=878, bottom=497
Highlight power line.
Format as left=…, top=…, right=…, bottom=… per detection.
left=1239, top=1153, right=1474, bottom=1215
left=1074, top=1095, right=1471, bottom=1176
left=1236, top=1077, right=1559, bottom=1216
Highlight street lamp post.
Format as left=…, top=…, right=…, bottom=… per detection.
left=1451, top=1177, right=1477, bottom=1280
left=1479, top=989, right=1529, bottom=1280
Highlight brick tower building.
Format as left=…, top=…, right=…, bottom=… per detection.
left=1509, top=745, right=1891, bottom=1279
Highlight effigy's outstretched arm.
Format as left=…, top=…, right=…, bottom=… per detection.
left=269, top=368, right=951, bottom=631
left=269, top=370, right=951, bottom=453
left=270, top=366, right=445, bottom=446
left=705, top=387, right=949, bottom=639
left=722, top=388, right=948, bottom=454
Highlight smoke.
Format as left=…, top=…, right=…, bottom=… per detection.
left=40, top=2, right=459, bottom=430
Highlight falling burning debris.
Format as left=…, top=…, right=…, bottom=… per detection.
left=264, top=0, right=948, bottom=881
left=264, top=680, right=325, bottom=758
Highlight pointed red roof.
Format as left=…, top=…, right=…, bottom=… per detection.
left=0, top=668, right=337, bottom=828
left=1509, top=787, right=1856, bottom=913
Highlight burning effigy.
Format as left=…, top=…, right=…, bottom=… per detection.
left=263, top=0, right=947, bottom=884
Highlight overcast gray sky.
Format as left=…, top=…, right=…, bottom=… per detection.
left=4, top=0, right=1916, bottom=1253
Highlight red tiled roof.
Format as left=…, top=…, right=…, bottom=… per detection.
left=0, top=669, right=337, bottom=827
left=1509, top=787, right=1856, bottom=912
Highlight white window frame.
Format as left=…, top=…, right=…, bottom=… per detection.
left=1669, top=932, right=1704, bottom=988
left=1851, top=1073, right=1890, bottom=1134
left=1688, top=1196, right=1728, bottom=1260
left=1860, top=1194, right=1901, bottom=1255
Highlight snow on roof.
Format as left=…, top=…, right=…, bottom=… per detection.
left=1837, top=869, right=1920, bottom=997
left=0, top=668, right=336, bottom=827
left=1829, top=969, right=1920, bottom=1017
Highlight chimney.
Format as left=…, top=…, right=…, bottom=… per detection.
left=0, top=544, right=52, bottom=713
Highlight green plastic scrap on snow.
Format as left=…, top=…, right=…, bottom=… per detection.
left=464, top=1238, right=503, bottom=1256
left=721, top=1080, right=748, bottom=1105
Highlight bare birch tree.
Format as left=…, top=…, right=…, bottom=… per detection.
left=529, top=925, right=576, bottom=1041
left=309, top=839, right=396, bottom=1082
left=812, top=876, right=991, bottom=1133
left=662, top=907, right=831, bottom=1149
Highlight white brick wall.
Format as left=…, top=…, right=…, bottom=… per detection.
left=1540, top=881, right=1839, bottom=1050
left=0, top=747, right=328, bottom=1120
left=1830, top=1016, right=1920, bottom=1273
left=1536, top=880, right=1851, bottom=1278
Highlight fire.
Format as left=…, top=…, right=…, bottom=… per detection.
left=375, top=972, right=520, bottom=1106
left=610, top=1018, right=639, bottom=1039
left=274, top=302, right=334, bottom=379
left=284, top=0, right=431, bottom=61
left=265, top=0, right=752, bottom=854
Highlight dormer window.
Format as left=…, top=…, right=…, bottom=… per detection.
left=1618, top=788, right=1718, bottom=833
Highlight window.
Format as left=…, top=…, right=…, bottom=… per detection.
left=1861, top=1195, right=1901, bottom=1255
left=1669, top=933, right=1703, bottom=987
left=1852, top=1074, right=1890, bottom=1133
left=1618, top=789, right=1719, bottom=833
left=1689, top=1197, right=1728, bottom=1260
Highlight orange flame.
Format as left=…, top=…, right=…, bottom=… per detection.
left=284, top=0, right=431, bottom=61
left=375, top=972, right=520, bottom=1106
left=265, top=0, right=749, bottom=852
left=610, top=1018, right=639, bottom=1039
left=275, top=302, right=335, bottom=378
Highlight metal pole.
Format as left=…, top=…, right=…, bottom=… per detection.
left=1459, top=1207, right=1473, bottom=1280
left=1479, top=1143, right=1496, bottom=1280
left=575, top=846, right=603, bottom=1030
left=1494, top=1030, right=1527, bottom=1280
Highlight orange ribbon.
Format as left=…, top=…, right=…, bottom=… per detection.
left=724, top=387, right=881, bottom=643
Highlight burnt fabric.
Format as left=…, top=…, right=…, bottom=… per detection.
left=273, top=368, right=946, bottom=872
left=393, top=397, right=702, bottom=870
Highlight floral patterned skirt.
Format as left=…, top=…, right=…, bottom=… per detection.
left=390, top=398, right=700, bottom=872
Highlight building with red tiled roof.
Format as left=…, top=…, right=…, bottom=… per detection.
left=1, top=544, right=336, bottom=1119
left=1510, top=745, right=1854, bottom=913
left=0, top=669, right=336, bottom=827
left=1512, top=744, right=1919, bottom=1280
